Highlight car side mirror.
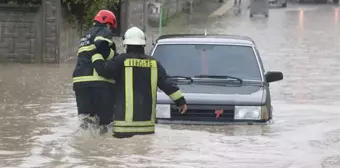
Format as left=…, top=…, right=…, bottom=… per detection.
left=265, top=71, right=283, bottom=83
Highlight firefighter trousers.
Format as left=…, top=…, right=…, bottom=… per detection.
left=74, top=87, right=115, bottom=125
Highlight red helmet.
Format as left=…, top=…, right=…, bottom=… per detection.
left=94, top=10, right=117, bottom=28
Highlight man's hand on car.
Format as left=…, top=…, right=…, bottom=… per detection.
left=179, top=104, right=187, bottom=114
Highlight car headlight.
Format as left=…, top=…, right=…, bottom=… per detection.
left=234, top=106, right=266, bottom=120
left=156, top=104, right=171, bottom=119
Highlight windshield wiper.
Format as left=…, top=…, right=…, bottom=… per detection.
left=170, top=76, right=194, bottom=84
left=193, top=75, right=243, bottom=83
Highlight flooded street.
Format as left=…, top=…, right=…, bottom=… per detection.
left=1, top=2, right=340, bottom=168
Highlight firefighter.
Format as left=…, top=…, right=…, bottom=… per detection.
left=91, top=27, right=188, bottom=138
left=72, top=10, right=118, bottom=134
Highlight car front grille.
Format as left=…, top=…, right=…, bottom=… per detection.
left=170, top=105, right=235, bottom=122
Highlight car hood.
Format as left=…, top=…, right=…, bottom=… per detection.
left=157, top=84, right=265, bottom=105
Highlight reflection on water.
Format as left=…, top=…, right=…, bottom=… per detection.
left=0, top=3, right=340, bottom=168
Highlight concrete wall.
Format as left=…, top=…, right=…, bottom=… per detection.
left=0, top=5, right=41, bottom=63
left=0, top=0, right=79, bottom=63
left=59, top=6, right=79, bottom=62
left=41, top=0, right=79, bottom=63
left=127, top=0, right=145, bottom=30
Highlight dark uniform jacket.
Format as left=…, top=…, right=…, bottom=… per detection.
left=72, top=23, right=118, bottom=90
left=91, top=52, right=186, bottom=136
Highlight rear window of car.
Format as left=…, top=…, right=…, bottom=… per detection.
left=152, top=44, right=262, bottom=80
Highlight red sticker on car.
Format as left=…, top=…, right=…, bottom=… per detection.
left=215, top=109, right=224, bottom=118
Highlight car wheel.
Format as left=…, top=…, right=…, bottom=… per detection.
left=281, top=2, right=287, bottom=7
left=265, top=14, right=268, bottom=17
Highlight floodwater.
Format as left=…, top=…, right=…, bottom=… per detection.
left=1, top=2, right=340, bottom=168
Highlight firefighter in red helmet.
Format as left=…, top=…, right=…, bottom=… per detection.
left=72, top=10, right=119, bottom=134
left=94, top=10, right=117, bottom=29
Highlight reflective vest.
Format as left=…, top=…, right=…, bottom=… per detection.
left=72, top=25, right=116, bottom=85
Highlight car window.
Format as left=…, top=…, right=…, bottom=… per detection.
left=152, top=44, right=262, bottom=80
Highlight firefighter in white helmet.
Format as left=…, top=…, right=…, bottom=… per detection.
left=91, top=27, right=187, bottom=138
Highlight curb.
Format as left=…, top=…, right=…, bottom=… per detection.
left=208, top=0, right=235, bottom=18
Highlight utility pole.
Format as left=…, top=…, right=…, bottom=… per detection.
left=143, top=0, right=148, bottom=32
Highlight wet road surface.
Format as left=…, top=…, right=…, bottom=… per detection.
left=0, top=2, right=340, bottom=168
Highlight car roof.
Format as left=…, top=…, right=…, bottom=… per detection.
left=155, top=34, right=255, bottom=46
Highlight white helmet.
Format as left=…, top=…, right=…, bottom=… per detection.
left=123, top=27, right=146, bottom=45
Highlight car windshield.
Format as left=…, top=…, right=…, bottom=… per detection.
left=152, top=44, right=262, bottom=81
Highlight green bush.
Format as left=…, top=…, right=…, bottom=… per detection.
left=61, top=0, right=119, bottom=29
